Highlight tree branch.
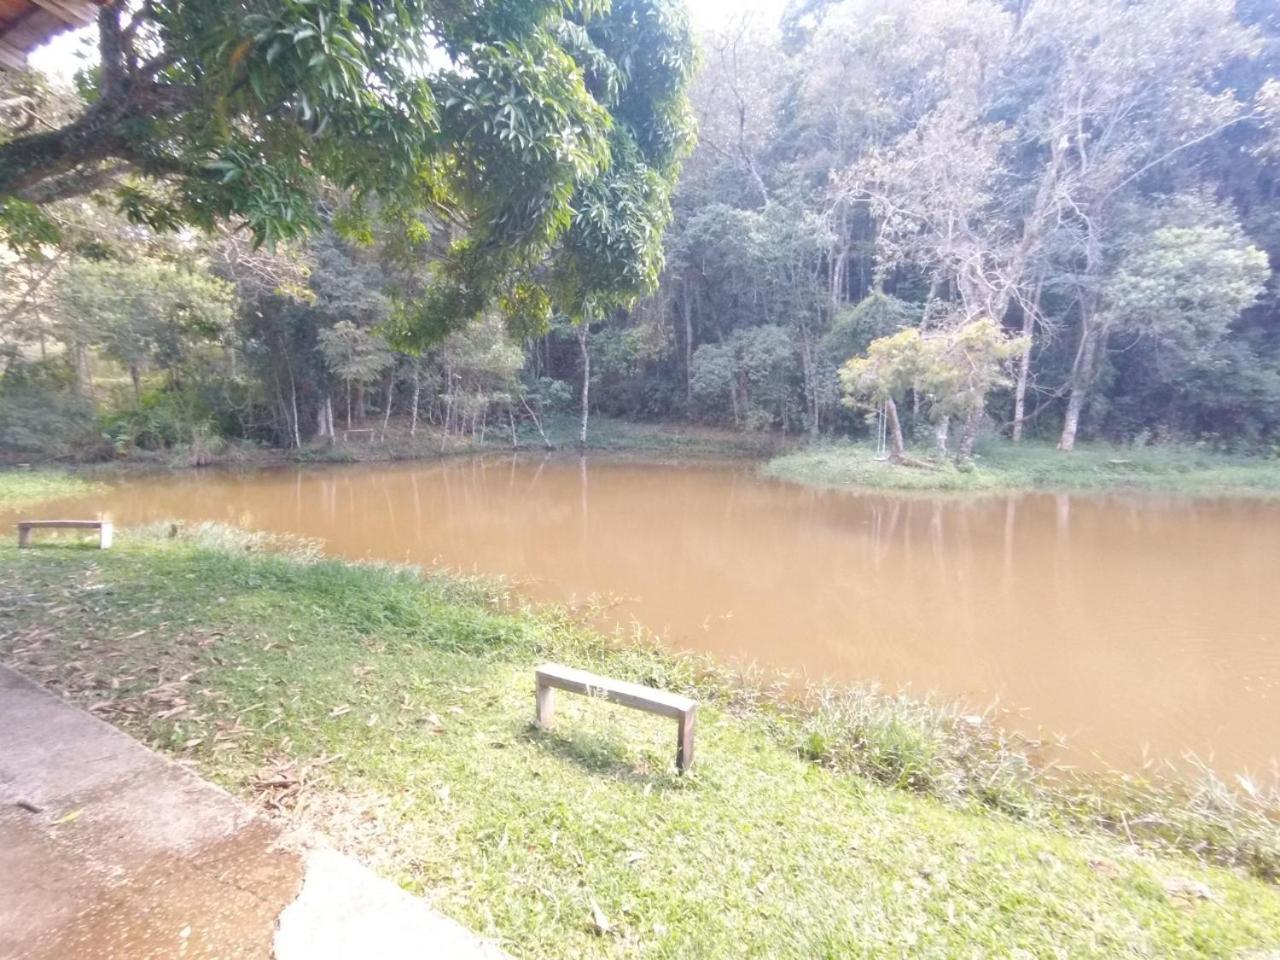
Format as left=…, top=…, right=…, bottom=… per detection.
left=98, top=5, right=128, bottom=103
left=1, top=79, right=201, bottom=203
left=16, top=162, right=131, bottom=205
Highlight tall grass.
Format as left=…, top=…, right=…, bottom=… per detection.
left=786, top=686, right=1041, bottom=811
left=763, top=679, right=1280, bottom=880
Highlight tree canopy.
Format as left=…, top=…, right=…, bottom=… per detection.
left=645, top=0, right=1280, bottom=452
left=5, top=0, right=1280, bottom=459
left=0, top=0, right=695, bottom=343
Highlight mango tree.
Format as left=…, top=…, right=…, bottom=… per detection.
left=2, top=0, right=695, bottom=357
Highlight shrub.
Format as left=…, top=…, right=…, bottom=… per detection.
left=100, top=385, right=216, bottom=452
left=0, top=384, right=97, bottom=459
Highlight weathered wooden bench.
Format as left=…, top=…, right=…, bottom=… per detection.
left=342, top=428, right=376, bottom=444
left=17, top=520, right=113, bottom=550
left=534, top=662, right=698, bottom=772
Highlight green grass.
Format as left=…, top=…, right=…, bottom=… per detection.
left=1, top=527, right=1278, bottom=958
left=0, top=468, right=104, bottom=510
left=764, top=439, right=1280, bottom=495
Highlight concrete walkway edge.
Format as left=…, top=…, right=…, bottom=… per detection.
left=0, top=666, right=508, bottom=959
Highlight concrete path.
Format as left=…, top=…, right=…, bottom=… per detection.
left=0, top=666, right=508, bottom=960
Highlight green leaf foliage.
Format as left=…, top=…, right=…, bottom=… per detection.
left=2, top=0, right=696, bottom=347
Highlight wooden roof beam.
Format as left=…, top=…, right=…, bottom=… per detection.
left=0, top=35, right=28, bottom=70
left=28, top=0, right=98, bottom=28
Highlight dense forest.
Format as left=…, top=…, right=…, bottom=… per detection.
left=3, top=0, right=1279, bottom=462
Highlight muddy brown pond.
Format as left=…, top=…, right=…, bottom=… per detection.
left=20, top=457, right=1280, bottom=777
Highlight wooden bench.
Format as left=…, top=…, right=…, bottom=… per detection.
left=342, top=428, right=376, bottom=444
left=17, top=520, right=113, bottom=550
left=534, top=662, right=698, bottom=772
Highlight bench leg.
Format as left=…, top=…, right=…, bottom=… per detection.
left=17, top=528, right=30, bottom=549
left=676, top=707, right=696, bottom=772
left=535, top=682, right=555, bottom=728
left=98, top=522, right=113, bottom=550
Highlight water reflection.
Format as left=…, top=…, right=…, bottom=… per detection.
left=11, top=457, right=1279, bottom=777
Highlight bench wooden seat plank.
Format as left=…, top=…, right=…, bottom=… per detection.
left=17, top=520, right=112, bottom=549
left=534, top=662, right=698, bottom=771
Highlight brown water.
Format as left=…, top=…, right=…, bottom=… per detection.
left=16, top=457, right=1280, bottom=777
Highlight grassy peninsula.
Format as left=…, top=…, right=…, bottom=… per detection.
left=1, top=526, right=1277, bottom=959
left=764, top=440, right=1280, bottom=496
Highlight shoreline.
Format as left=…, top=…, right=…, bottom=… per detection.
left=7, top=417, right=1280, bottom=502
left=2, top=524, right=1278, bottom=955
left=7, top=460, right=1274, bottom=781
left=2, top=525, right=1276, bottom=878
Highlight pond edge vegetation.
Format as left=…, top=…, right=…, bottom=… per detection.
left=7, top=423, right=1280, bottom=506
left=764, top=439, right=1280, bottom=497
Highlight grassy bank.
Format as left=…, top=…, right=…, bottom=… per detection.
left=765, top=439, right=1280, bottom=495
left=1, top=528, right=1278, bottom=958
left=0, top=469, right=105, bottom=510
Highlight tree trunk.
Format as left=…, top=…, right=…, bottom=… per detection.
left=519, top=391, right=553, bottom=449
left=885, top=397, right=906, bottom=463
left=287, top=365, right=302, bottom=449
left=1059, top=380, right=1087, bottom=452
left=1012, top=335, right=1033, bottom=443
left=70, top=341, right=92, bottom=396
left=442, top=363, right=453, bottom=438
left=682, top=276, right=694, bottom=406
left=958, top=404, right=982, bottom=463
left=1058, top=325, right=1100, bottom=452
left=129, top=363, right=141, bottom=400
left=933, top=416, right=949, bottom=459
left=318, top=396, right=334, bottom=443
left=830, top=246, right=847, bottom=316
left=799, top=325, right=819, bottom=437
left=0, top=7, right=211, bottom=206
left=355, top=385, right=366, bottom=424
left=440, top=389, right=453, bottom=451
left=1011, top=279, right=1043, bottom=443
left=1060, top=214, right=1105, bottom=452
left=381, top=375, right=394, bottom=440
left=271, top=375, right=290, bottom=449
left=578, top=321, right=591, bottom=449
left=410, top=368, right=421, bottom=437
